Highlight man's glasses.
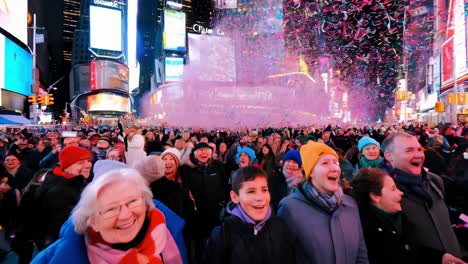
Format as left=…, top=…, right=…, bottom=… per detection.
left=98, top=196, right=144, bottom=219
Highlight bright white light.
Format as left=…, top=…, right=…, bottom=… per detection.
left=127, top=0, right=139, bottom=90
left=0, top=0, right=28, bottom=45
left=164, top=10, right=186, bottom=51
left=398, top=79, right=406, bottom=91
left=165, top=57, right=184, bottom=81
left=321, top=72, right=328, bottom=81
left=90, top=5, right=122, bottom=51
left=167, top=1, right=183, bottom=10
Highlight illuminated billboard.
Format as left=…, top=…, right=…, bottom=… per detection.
left=90, top=60, right=129, bottom=92
left=165, top=57, right=184, bottom=82
left=0, top=32, right=33, bottom=96
left=453, top=0, right=466, bottom=78
left=0, top=0, right=28, bottom=45
left=90, top=5, right=122, bottom=51
left=164, top=10, right=186, bottom=51
left=87, top=92, right=130, bottom=112
left=441, top=38, right=454, bottom=87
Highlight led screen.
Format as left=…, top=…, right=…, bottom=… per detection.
left=90, top=5, right=122, bottom=51
left=441, top=38, right=454, bottom=86
left=0, top=32, right=33, bottom=96
left=165, top=57, right=184, bottom=81
left=87, top=93, right=130, bottom=112
left=0, top=0, right=28, bottom=45
left=164, top=10, right=186, bottom=51
left=90, top=60, right=129, bottom=92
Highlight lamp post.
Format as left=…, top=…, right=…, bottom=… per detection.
left=46, top=76, right=64, bottom=93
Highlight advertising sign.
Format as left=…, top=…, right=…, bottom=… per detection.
left=0, top=32, right=33, bottom=96
left=453, top=0, right=466, bottom=77
left=0, top=0, right=27, bottom=45
left=87, top=92, right=130, bottom=112
left=90, top=60, right=129, bottom=92
left=164, top=10, right=186, bottom=51
left=214, top=0, right=238, bottom=9
left=165, top=57, right=184, bottom=82
left=441, top=38, right=454, bottom=87
left=90, top=5, right=122, bottom=51
left=432, top=53, right=441, bottom=92
left=418, top=88, right=438, bottom=111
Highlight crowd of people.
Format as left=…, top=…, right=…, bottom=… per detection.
left=0, top=121, right=466, bottom=264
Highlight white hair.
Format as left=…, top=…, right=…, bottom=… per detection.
left=71, top=168, right=154, bottom=234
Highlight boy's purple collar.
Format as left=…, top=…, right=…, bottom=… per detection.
left=227, top=202, right=272, bottom=234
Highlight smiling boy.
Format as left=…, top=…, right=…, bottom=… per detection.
left=203, top=166, right=295, bottom=264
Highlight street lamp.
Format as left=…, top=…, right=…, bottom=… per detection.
left=46, top=76, right=64, bottom=93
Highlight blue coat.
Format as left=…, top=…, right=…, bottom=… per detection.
left=31, top=199, right=188, bottom=264
left=278, top=188, right=368, bottom=264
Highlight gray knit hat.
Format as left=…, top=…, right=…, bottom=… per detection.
left=133, top=155, right=165, bottom=183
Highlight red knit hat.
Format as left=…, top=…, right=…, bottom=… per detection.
left=59, top=146, right=92, bottom=170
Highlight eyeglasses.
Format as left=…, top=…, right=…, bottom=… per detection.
left=107, top=155, right=121, bottom=160
left=98, top=196, right=144, bottom=219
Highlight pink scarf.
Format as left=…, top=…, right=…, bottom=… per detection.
left=85, top=208, right=182, bottom=264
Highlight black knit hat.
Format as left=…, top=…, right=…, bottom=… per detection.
left=193, top=142, right=212, bottom=152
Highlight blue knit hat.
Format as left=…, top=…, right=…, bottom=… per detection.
left=235, top=146, right=256, bottom=164
left=284, top=149, right=302, bottom=167
left=358, top=136, right=380, bottom=152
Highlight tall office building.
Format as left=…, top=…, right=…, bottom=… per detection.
left=63, top=0, right=81, bottom=62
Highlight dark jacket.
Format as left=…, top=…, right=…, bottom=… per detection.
left=149, top=176, right=196, bottom=221
left=35, top=168, right=86, bottom=249
left=395, top=170, right=462, bottom=257
left=358, top=205, right=444, bottom=264
left=179, top=160, right=229, bottom=239
left=203, top=214, right=295, bottom=264
left=1, top=166, right=33, bottom=192
left=269, top=167, right=288, bottom=213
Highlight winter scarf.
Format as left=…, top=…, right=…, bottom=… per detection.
left=282, top=165, right=303, bottom=189
left=96, top=147, right=110, bottom=160
left=85, top=208, right=183, bottom=264
left=299, top=181, right=343, bottom=213
left=359, top=156, right=384, bottom=169
left=393, top=168, right=433, bottom=207
left=52, top=166, right=82, bottom=179
left=227, top=202, right=272, bottom=235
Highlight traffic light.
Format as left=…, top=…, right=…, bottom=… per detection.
left=435, top=102, right=445, bottom=113
left=447, top=94, right=457, bottom=105
left=38, top=94, right=54, bottom=106
left=27, top=95, right=37, bottom=104
left=47, top=94, right=54, bottom=105
left=38, top=95, right=46, bottom=106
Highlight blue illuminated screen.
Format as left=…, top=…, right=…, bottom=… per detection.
left=0, top=33, right=33, bottom=96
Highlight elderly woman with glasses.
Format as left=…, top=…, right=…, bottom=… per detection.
left=31, top=167, right=187, bottom=264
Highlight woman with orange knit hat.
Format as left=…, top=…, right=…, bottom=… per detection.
left=278, top=141, right=368, bottom=264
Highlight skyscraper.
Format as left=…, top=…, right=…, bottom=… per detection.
left=63, top=0, right=81, bottom=62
